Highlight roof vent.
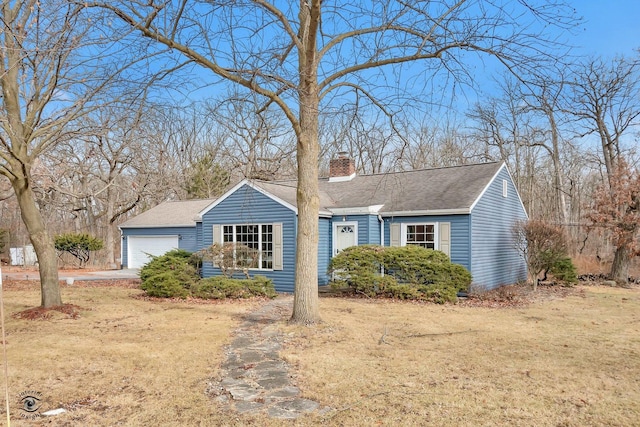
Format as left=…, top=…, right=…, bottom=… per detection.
left=329, top=152, right=356, bottom=182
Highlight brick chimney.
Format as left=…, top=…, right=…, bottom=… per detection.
left=329, top=152, right=356, bottom=182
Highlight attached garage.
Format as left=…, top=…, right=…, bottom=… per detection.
left=127, top=235, right=179, bottom=269
left=118, top=198, right=216, bottom=269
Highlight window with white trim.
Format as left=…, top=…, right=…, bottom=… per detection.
left=405, top=224, right=436, bottom=249
left=223, top=224, right=273, bottom=269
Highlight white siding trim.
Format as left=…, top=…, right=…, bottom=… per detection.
left=198, top=180, right=298, bottom=218
left=469, top=162, right=506, bottom=212
left=198, top=179, right=250, bottom=217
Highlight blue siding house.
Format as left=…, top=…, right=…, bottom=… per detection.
left=120, top=159, right=528, bottom=292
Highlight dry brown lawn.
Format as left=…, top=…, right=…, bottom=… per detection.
left=0, top=280, right=638, bottom=426
left=283, top=286, right=640, bottom=426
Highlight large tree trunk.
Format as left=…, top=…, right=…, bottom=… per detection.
left=610, top=245, right=630, bottom=283
left=105, top=186, right=116, bottom=266
left=290, top=0, right=321, bottom=324
left=13, top=176, right=62, bottom=307
left=291, top=120, right=321, bottom=324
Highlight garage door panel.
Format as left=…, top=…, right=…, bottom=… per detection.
left=128, top=236, right=179, bottom=269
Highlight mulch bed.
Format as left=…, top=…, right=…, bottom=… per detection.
left=12, top=304, right=84, bottom=320
left=459, top=282, right=581, bottom=308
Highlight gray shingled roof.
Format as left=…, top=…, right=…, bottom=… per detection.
left=254, top=162, right=503, bottom=213
left=119, top=198, right=215, bottom=228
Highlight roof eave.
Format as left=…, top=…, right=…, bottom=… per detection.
left=381, top=208, right=470, bottom=216
left=328, top=204, right=384, bottom=215
left=119, top=223, right=196, bottom=229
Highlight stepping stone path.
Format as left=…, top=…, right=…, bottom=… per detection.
left=209, top=296, right=329, bottom=419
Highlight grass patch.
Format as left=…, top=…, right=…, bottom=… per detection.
left=0, top=280, right=262, bottom=425
left=282, top=285, right=640, bottom=426
left=1, top=281, right=638, bottom=425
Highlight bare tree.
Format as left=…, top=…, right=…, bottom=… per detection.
left=571, top=55, right=640, bottom=279
left=44, top=103, right=157, bottom=267
left=93, top=0, right=578, bottom=323
left=512, top=219, right=570, bottom=291
left=520, top=70, right=572, bottom=224
left=587, top=159, right=640, bottom=283
left=206, top=92, right=296, bottom=181
left=0, top=1, right=120, bottom=306
left=570, top=56, right=640, bottom=184
left=467, top=78, right=547, bottom=216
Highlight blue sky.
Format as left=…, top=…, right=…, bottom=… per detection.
left=574, top=0, right=639, bottom=57
left=175, top=1, right=640, bottom=115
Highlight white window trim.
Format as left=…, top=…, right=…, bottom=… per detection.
left=223, top=223, right=274, bottom=271
left=332, top=221, right=359, bottom=257
left=400, top=222, right=439, bottom=250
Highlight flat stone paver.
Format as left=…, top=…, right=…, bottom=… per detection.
left=209, top=296, right=330, bottom=419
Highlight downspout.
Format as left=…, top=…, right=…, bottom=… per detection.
left=119, top=228, right=124, bottom=269
left=378, top=214, right=384, bottom=276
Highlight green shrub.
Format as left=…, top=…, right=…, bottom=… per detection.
left=248, top=275, right=278, bottom=298
left=384, top=246, right=451, bottom=284
left=417, top=283, right=460, bottom=304
left=54, top=233, right=104, bottom=267
left=328, top=244, right=471, bottom=303
left=140, top=250, right=199, bottom=298
left=442, top=263, right=473, bottom=292
left=329, top=245, right=384, bottom=276
left=140, top=271, right=190, bottom=298
left=139, top=250, right=277, bottom=300
left=328, top=245, right=385, bottom=295
left=549, top=257, right=578, bottom=284
left=192, top=275, right=276, bottom=299
left=385, top=283, right=420, bottom=300
left=139, top=249, right=197, bottom=282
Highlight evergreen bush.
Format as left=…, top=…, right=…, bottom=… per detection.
left=140, top=250, right=276, bottom=299
left=549, top=257, right=578, bottom=284
left=140, top=250, right=200, bottom=298
left=140, top=271, right=190, bottom=298
left=54, top=233, right=104, bottom=267
left=328, top=244, right=472, bottom=303
left=192, top=275, right=276, bottom=299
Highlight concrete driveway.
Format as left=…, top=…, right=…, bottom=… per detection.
left=1, top=268, right=140, bottom=282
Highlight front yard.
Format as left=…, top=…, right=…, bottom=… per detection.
left=1, top=280, right=638, bottom=426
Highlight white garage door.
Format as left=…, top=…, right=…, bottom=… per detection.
left=128, top=236, right=179, bottom=269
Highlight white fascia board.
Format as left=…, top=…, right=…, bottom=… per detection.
left=504, top=165, right=529, bottom=219
left=249, top=182, right=298, bottom=213
left=468, top=162, right=528, bottom=218
left=120, top=224, right=195, bottom=229
left=469, top=163, right=505, bottom=212
left=198, top=179, right=249, bottom=217
left=328, top=204, right=384, bottom=215
left=328, top=173, right=356, bottom=182
left=198, top=179, right=299, bottom=216
left=381, top=208, right=470, bottom=217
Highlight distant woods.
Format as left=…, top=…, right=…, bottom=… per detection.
left=0, top=8, right=637, bottom=276
left=3, top=53, right=639, bottom=273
